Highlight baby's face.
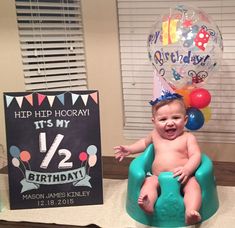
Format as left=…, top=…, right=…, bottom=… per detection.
left=152, top=100, right=188, bottom=140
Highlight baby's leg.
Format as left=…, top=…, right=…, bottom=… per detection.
left=183, top=177, right=202, bottom=225
left=138, top=175, right=159, bottom=214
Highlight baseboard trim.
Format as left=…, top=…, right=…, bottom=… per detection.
left=102, top=156, right=235, bottom=186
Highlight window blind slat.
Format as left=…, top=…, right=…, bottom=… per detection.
left=24, top=67, right=85, bottom=77
left=34, top=85, right=87, bottom=92
left=22, top=61, right=86, bottom=70
left=19, top=30, right=82, bottom=36
left=21, top=48, right=84, bottom=56
left=16, top=9, right=80, bottom=15
left=22, top=55, right=85, bottom=63
left=17, top=16, right=81, bottom=22
left=15, top=1, right=80, bottom=8
left=25, top=73, right=86, bottom=83
left=25, top=80, right=86, bottom=91
left=19, top=36, right=83, bottom=42
left=18, top=23, right=82, bottom=29
left=21, top=42, right=84, bottom=49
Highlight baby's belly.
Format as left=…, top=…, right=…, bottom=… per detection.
left=152, top=154, right=188, bottom=175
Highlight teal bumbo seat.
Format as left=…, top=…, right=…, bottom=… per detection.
left=126, top=144, right=219, bottom=227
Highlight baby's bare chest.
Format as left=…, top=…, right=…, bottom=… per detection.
left=151, top=138, right=189, bottom=173
left=153, top=137, right=188, bottom=155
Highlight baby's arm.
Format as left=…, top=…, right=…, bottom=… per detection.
left=114, top=133, right=152, bottom=162
left=174, top=133, right=201, bottom=183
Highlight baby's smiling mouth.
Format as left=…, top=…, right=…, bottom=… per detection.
left=166, top=128, right=176, bottom=134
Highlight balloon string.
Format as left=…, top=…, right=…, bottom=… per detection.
left=18, top=167, right=26, bottom=178
left=20, top=160, right=27, bottom=172
left=87, top=166, right=90, bottom=175
left=27, top=161, right=31, bottom=171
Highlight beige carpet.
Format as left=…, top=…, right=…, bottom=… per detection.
left=0, top=174, right=234, bottom=228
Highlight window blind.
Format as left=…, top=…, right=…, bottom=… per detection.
left=15, top=0, right=87, bottom=91
left=117, top=0, right=235, bottom=143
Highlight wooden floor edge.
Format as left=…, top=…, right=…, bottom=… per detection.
left=102, top=156, right=235, bottom=186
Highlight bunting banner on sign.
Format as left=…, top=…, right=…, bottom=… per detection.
left=4, top=91, right=103, bottom=210
left=5, top=91, right=99, bottom=108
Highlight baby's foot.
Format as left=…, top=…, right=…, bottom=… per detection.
left=138, top=194, right=154, bottom=214
left=185, top=210, right=201, bottom=225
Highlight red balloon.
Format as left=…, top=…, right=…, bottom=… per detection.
left=79, top=152, right=88, bottom=162
left=189, top=88, right=211, bottom=109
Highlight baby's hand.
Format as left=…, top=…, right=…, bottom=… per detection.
left=113, top=145, right=131, bottom=162
left=173, top=166, right=191, bottom=184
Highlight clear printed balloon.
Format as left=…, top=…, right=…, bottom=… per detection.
left=147, top=4, right=223, bottom=89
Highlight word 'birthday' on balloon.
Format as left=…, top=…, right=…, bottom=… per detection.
left=154, top=49, right=212, bottom=66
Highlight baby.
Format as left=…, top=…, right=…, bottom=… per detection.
left=114, top=98, right=202, bottom=225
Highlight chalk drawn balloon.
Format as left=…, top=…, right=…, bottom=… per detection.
left=88, top=154, right=97, bottom=167
left=79, top=151, right=88, bottom=162
left=20, top=150, right=31, bottom=162
left=87, top=145, right=97, bottom=155
left=12, top=157, right=20, bottom=167
left=9, top=145, right=20, bottom=158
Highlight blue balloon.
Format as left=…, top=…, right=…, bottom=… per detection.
left=9, top=145, right=20, bottom=158
left=87, top=145, right=97, bottom=155
left=186, top=107, right=205, bottom=131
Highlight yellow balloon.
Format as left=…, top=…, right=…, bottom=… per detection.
left=201, top=107, right=212, bottom=122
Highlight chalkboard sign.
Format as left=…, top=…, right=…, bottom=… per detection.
left=3, top=91, right=103, bottom=209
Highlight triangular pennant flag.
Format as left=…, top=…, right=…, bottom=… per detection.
left=5, top=95, right=14, bottom=107
left=90, top=92, right=98, bottom=104
left=81, top=94, right=89, bottom=106
left=71, top=93, right=79, bottom=105
left=15, top=96, right=24, bottom=108
left=57, top=94, right=65, bottom=105
left=38, top=93, right=46, bottom=106
left=47, top=95, right=55, bottom=107
left=25, top=94, right=33, bottom=106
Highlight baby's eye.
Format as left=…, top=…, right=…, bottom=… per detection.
left=173, top=116, right=181, bottom=120
left=159, top=118, right=167, bottom=122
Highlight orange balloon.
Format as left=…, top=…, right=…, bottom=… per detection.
left=175, top=88, right=191, bottom=107
left=20, top=150, right=31, bottom=162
